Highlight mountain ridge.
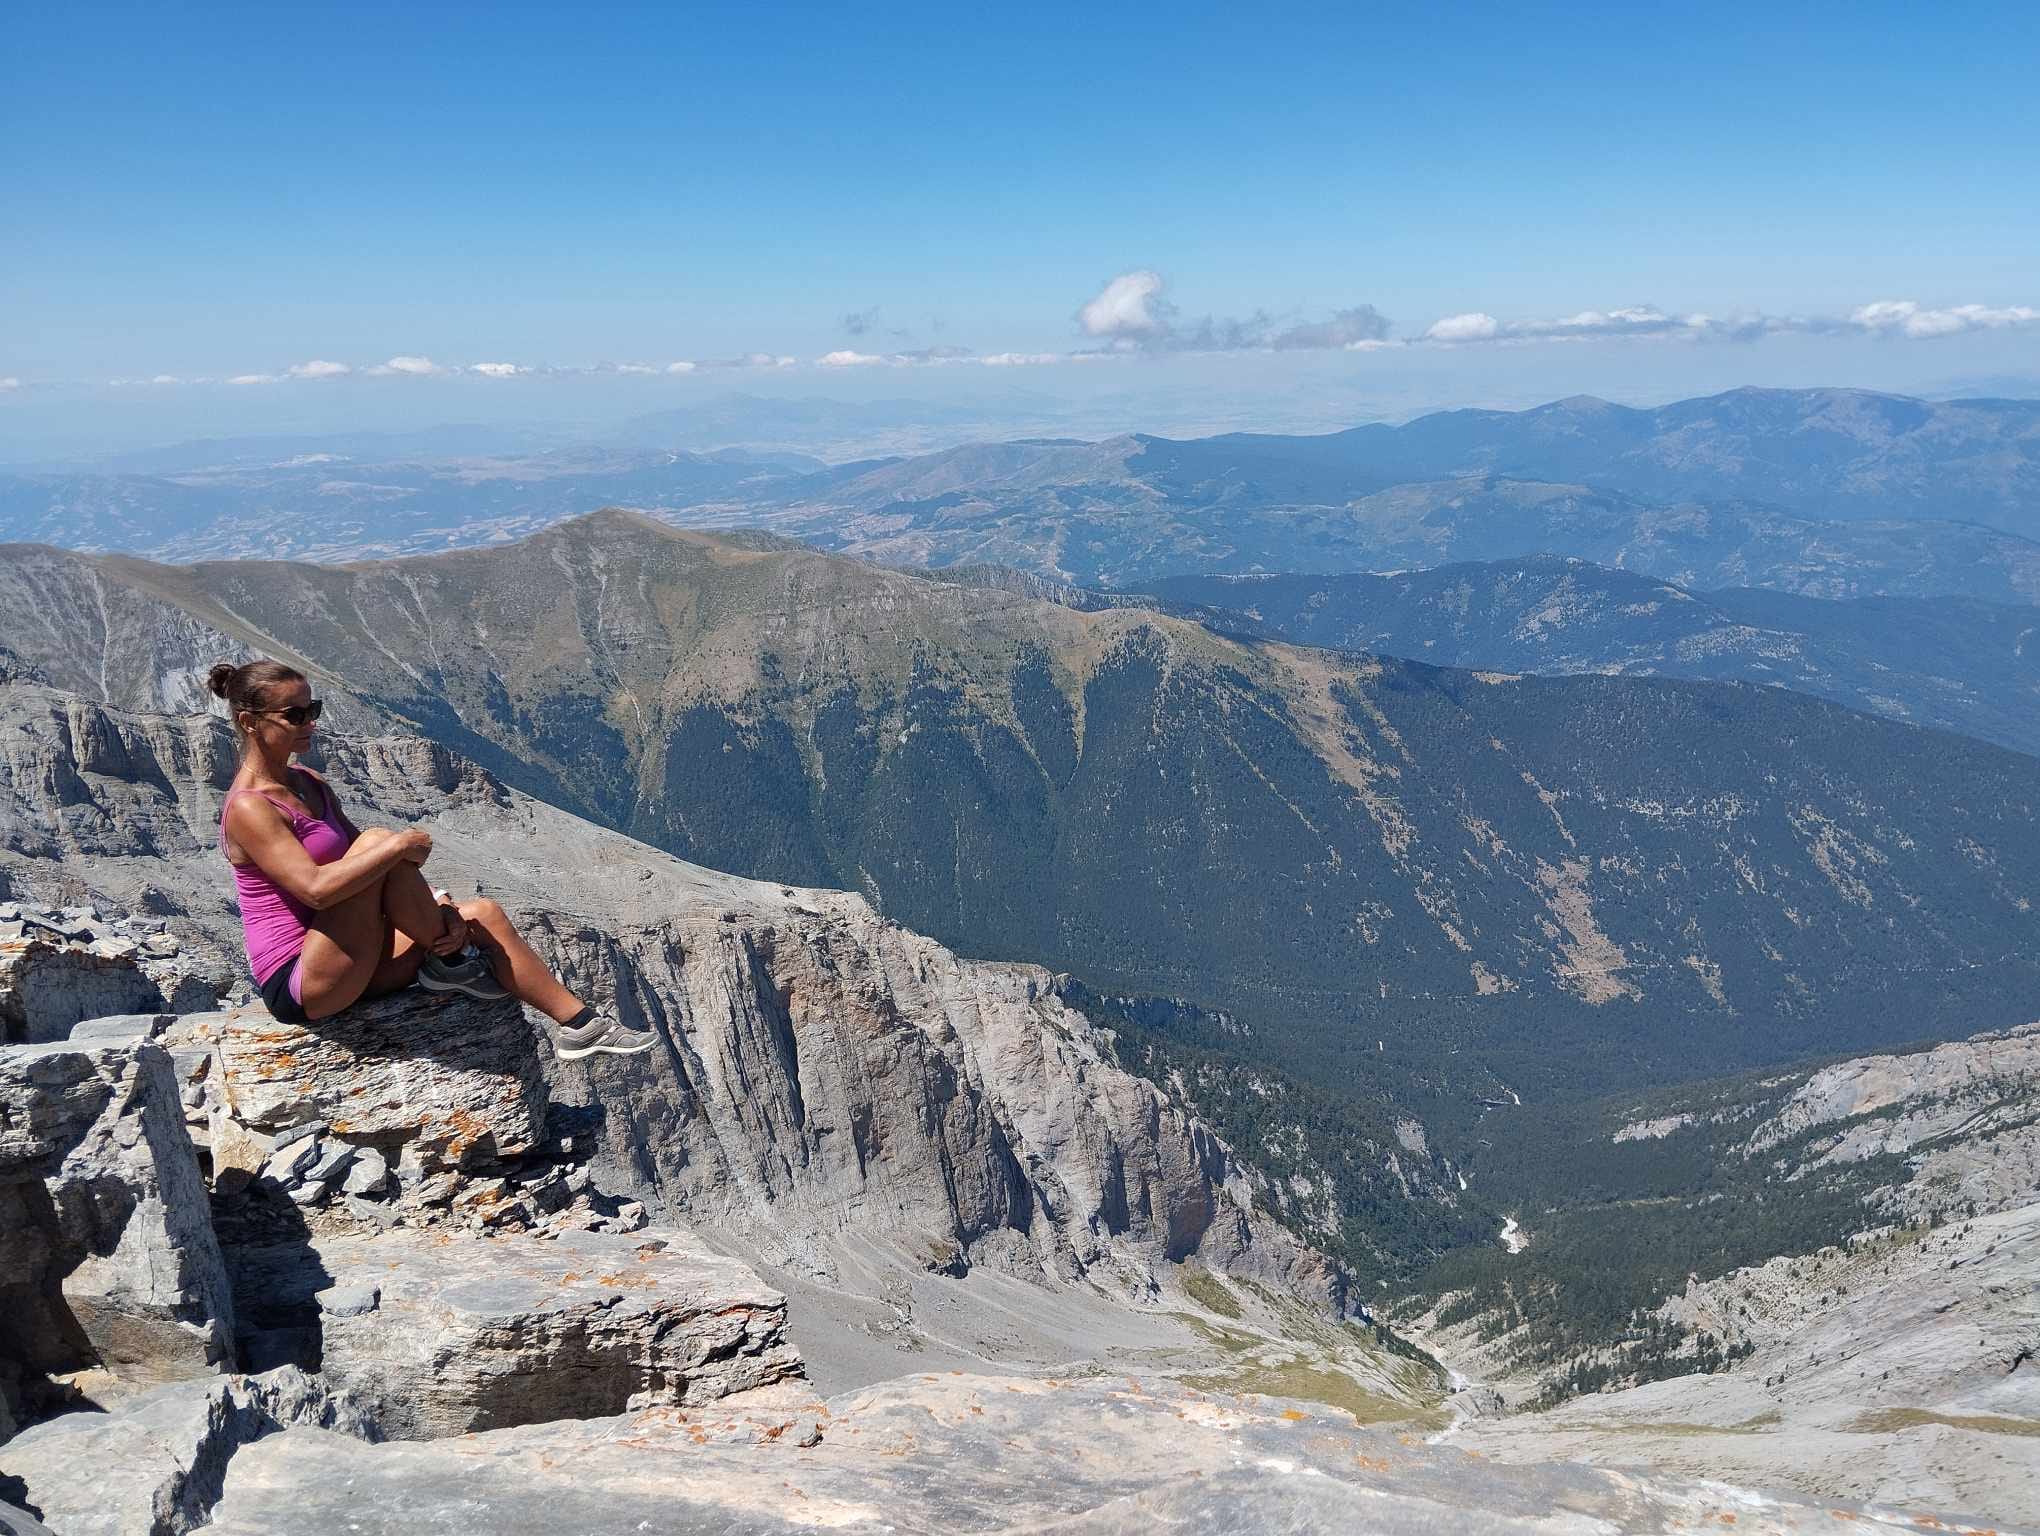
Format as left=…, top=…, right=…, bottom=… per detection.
left=1138, top=557, right=2040, bottom=758
left=9, top=388, right=2040, bottom=605
left=5, top=513, right=2038, bottom=1149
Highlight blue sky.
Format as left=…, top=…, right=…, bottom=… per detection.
left=4, top=0, right=2037, bottom=453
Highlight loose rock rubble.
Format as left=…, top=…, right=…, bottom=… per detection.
left=0, top=899, right=223, bottom=1045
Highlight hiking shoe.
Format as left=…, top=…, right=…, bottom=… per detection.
left=418, top=949, right=510, bottom=1001
left=552, top=1009, right=657, bottom=1060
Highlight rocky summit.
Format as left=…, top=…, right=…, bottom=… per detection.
left=2, top=666, right=2035, bottom=1532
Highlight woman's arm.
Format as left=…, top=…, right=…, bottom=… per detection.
left=226, top=795, right=430, bottom=911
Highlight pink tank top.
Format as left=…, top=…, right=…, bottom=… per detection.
left=220, top=775, right=358, bottom=983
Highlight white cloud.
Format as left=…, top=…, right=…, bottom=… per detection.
left=368, top=355, right=444, bottom=376
left=818, top=345, right=979, bottom=368
left=0, top=377, right=20, bottom=391
left=1077, top=271, right=1391, bottom=354
left=1850, top=299, right=2040, bottom=338
left=1271, top=307, right=1392, bottom=349
left=468, top=361, right=527, bottom=377
left=1423, top=312, right=1501, bottom=343
left=979, top=351, right=1064, bottom=367
left=1079, top=269, right=1169, bottom=339
left=693, top=352, right=796, bottom=370
left=665, top=361, right=697, bottom=374
left=151, top=374, right=182, bottom=386
left=605, top=362, right=657, bottom=375
left=1418, top=298, right=2040, bottom=348
left=286, top=359, right=350, bottom=379
left=227, top=373, right=278, bottom=385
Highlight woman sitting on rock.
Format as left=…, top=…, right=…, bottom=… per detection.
left=210, top=658, right=653, bottom=1058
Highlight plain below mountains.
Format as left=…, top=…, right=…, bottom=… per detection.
left=3, top=513, right=2038, bottom=1163
left=1138, top=557, right=2040, bottom=759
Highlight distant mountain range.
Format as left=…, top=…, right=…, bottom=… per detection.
left=6, top=388, right=2039, bottom=604
left=1139, top=558, right=2040, bottom=758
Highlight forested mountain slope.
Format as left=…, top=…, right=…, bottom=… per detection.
left=4, top=513, right=2038, bottom=1127
left=1142, top=558, right=2040, bottom=757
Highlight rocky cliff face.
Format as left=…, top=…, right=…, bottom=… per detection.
left=0, top=1019, right=237, bottom=1436
left=0, top=677, right=1348, bottom=1322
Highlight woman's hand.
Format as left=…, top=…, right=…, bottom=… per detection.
left=428, top=904, right=469, bottom=956
left=397, top=828, right=433, bottom=865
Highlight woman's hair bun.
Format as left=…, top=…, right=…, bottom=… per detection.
left=206, top=661, right=238, bottom=700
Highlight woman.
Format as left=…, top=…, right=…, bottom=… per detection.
left=210, top=658, right=653, bottom=1058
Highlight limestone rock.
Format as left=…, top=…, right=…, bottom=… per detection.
left=0, top=1504, right=54, bottom=1536
left=340, top=1145, right=389, bottom=1196
left=303, top=1225, right=801, bottom=1439
left=538, top=889, right=1347, bottom=1312
left=0, top=1367, right=378, bottom=1536
left=0, top=1026, right=236, bottom=1431
left=194, top=1373, right=1977, bottom=1536
left=199, top=990, right=548, bottom=1176
left=0, top=937, right=166, bottom=1044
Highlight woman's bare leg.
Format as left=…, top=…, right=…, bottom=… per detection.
left=379, top=852, right=453, bottom=949
left=458, top=898, right=585, bottom=1024
left=295, top=830, right=450, bottom=1019
left=297, top=878, right=391, bottom=1019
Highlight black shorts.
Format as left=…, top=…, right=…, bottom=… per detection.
left=258, top=955, right=311, bottom=1025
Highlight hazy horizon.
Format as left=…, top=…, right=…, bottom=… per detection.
left=6, top=2, right=2035, bottom=461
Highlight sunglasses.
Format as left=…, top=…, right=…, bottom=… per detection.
left=259, top=699, right=324, bottom=726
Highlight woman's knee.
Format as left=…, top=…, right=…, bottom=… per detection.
left=459, top=896, right=507, bottom=930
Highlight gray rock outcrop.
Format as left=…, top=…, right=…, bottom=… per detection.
left=0, top=1022, right=236, bottom=1433
left=0, top=904, right=222, bottom=1045
left=1747, top=1020, right=2040, bottom=1221
left=0, top=937, right=165, bottom=1045
left=0, top=1502, right=54, bottom=1536
left=302, top=1226, right=800, bottom=1438
left=184, top=991, right=549, bottom=1179
left=0, top=1366, right=377, bottom=1536
left=537, top=888, right=1347, bottom=1312
left=1460, top=1201, right=2040, bottom=1526
left=188, top=1373, right=1991, bottom=1536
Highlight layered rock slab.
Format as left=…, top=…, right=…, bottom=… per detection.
left=0, top=937, right=169, bottom=1045
left=235, top=1225, right=800, bottom=1439
left=193, top=1374, right=1992, bottom=1535
left=186, top=990, right=548, bottom=1179
left=0, top=1367, right=377, bottom=1536
left=0, top=1024, right=235, bottom=1431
